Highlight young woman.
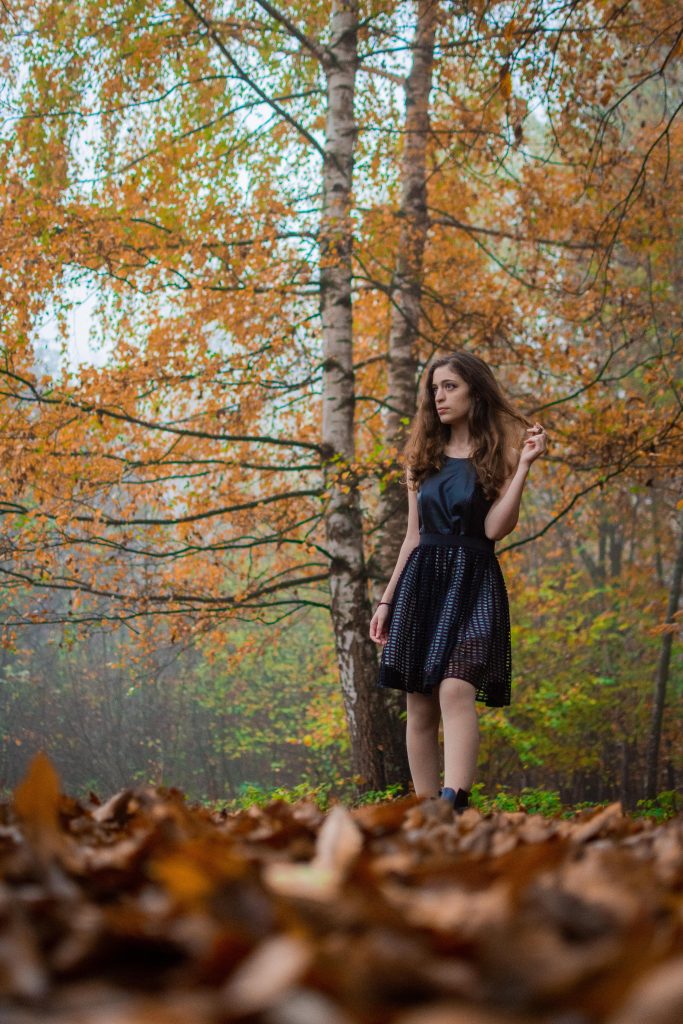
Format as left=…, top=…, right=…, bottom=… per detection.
left=369, top=352, right=547, bottom=812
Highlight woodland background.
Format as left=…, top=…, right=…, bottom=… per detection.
left=0, top=0, right=681, bottom=809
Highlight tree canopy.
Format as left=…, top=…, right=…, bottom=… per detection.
left=1, top=0, right=681, bottom=792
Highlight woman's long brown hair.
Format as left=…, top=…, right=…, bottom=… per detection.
left=404, top=352, right=529, bottom=498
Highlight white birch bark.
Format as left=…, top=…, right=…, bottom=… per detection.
left=320, top=0, right=404, bottom=789
left=370, top=0, right=438, bottom=593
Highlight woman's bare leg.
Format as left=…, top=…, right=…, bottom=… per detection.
left=406, top=691, right=442, bottom=797
left=439, top=677, right=479, bottom=792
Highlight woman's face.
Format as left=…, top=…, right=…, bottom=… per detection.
left=431, top=364, right=471, bottom=425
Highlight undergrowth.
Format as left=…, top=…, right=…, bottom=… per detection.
left=217, top=781, right=681, bottom=821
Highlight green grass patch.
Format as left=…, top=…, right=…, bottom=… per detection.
left=216, top=781, right=681, bottom=822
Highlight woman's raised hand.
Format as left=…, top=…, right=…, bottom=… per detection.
left=520, top=422, right=547, bottom=466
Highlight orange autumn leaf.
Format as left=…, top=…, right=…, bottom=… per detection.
left=13, top=751, right=62, bottom=837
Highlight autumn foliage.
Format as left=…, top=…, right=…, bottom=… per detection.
left=0, top=1, right=681, bottom=792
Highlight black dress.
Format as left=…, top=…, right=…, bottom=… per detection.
left=378, top=457, right=511, bottom=707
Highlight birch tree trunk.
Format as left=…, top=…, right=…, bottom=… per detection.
left=320, top=0, right=404, bottom=791
left=644, top=515, right=683, bottom=800
left=369, top=0, right=438, bottom=598
left=365, top=2, right=437, bottom=782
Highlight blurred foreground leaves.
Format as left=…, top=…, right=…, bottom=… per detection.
left=2, top=754, right=683, bottom=1023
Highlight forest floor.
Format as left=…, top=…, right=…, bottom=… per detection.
left=1, top=754, right=683, bottom=1024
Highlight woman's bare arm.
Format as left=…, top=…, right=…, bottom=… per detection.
left=370, top=480, right=420, bottom=644
left=485, top=424, right=547, bottom=541
left=378, top=484, right=420, bottom=604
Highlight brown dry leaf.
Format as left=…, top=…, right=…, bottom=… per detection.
left=263, top=804, right=363, bottom=901
left=0, top=897, right=49, bottom=1000
left=149, top=837, right=248, bottom=906
left=262, top=986, right=356, bottom=1024
left=0, top=986, right=219, bottom=1024
left=290, top=800, right=326, bottom=831
left=353, top=795, right=420, bottom=834
left=221, top=934, right=313, bottom=1014
left=368, top=848, right=419, bottom=879
left=571, top=802, right=625, bottom=844
left=517, top=814, right=556, bottom=845
left=78, top=833, right=151, bottom=876
left=89, top=789, right=135, bottom=825
left=394, top=1004, right=527, bottom=1024
left=381, top=879, right=512, bottom=936
left=5, top=771, right=683, bottom=1024
left=483, top=923, right=624, bottom=1001
left=413, top=957, right=480, bottom=1000
left=336, top=923, right=480, bottom=1003
left=312, top=804, right=363, bottom=875
left=651, top=826, right=683, bottom=885
left=555, top=850, right=645, bottom=926
left=608, top=956, right=683, bottom=1024
left=48, top=903, right=105, bottom=974
left=262, top=858, right=341, bottom=901
left=489, top=828, right=518, bottom=858
left=149, top=852, right=213, bottom=903
left=401, top=798, right=457, bottom=834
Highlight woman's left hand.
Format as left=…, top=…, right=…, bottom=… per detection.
left=370, top=604, right=392, bottom=646
left=519, top=422, right=547, bottom=466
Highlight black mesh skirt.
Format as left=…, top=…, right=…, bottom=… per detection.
left=378, top=533, right=511, bottom=707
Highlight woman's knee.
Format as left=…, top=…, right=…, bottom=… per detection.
left=407, top=692, right=441, bottom=732
left=439, top=676, right=476, bottom=712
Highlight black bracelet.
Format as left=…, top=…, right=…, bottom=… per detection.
left=378, top=601, right=393, bottom=608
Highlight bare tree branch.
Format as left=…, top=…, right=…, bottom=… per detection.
left=179, top=0, right=325, bottom=159
left=252, top=0, right=326, bottom=63
left=0, top=369, right=323, bottom=452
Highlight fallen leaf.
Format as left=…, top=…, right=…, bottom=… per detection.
left=221, top=934, right=313, bottom=1014
left=609, top=956, right=683, bottom=1024
left=312, top=804, right=363, bottom=876
left=571, top=803, right=624, bottom=844
left=3, top=781, right=683, bottom=1024
left=90, top=789, right=135, bottom=825
left=262, top=860, right=340, bottom=901
left=13, top=752, right=61, bottom=847
left=262, top=986, right=355, bottom=1024
left=394, top=1002, right=525, bottom=1024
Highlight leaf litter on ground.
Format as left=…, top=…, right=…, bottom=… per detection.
left=1, top=753, right=683, bottom=1024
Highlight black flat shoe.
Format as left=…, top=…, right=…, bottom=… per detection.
left=439, top=787, right=470, bottom=814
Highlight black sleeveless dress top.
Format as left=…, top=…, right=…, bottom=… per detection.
left=417, top=457, right=493, bottom=539
left=378, top=458, right=512, bottom=707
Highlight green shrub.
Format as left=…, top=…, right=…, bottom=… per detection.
left=223, top=779, right=334, bottom=811
left=216, top=781, right=681, bottom=822
left=469, top=784, right=563, bottom=816
left=634, top=789, right=680, bottom=822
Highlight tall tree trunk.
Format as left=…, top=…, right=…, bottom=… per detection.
left=370, top=0, right=438, bottom=596
left=367, top=0, right=438, bottom=784
left=644, top=516, right=683, bottom=800
left=320, top=0, right=400, bottom=791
